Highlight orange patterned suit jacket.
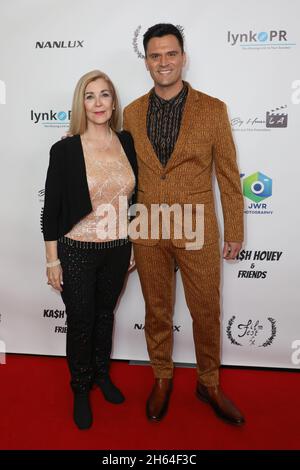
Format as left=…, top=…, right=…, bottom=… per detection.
left=123, top=83, right=244, bottom=248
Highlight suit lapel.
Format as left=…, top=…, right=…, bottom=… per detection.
left=136, top=83, right=200, bottom=173
left=136, top=92, right=165, bottom=172
left=165, top=84, right=200, bottom=172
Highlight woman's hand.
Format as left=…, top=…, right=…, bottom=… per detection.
left=47, top=264, right=63, bottom=292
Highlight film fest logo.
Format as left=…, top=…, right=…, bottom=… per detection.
left=43, top=309, right=67, bottom=334
left=227, top=30, right=296, bottom=50
left=231, top=105, right=288, bottom=131
left=35, top=40, right=84, bottom=49
left=31, top=109, right=71, bottom=128
left=236, top=249, right=283, bottom=280
left=226, top=316, right=277, bottom=347
left=132, top=25, right=185, bottom=59
left=0, top=80, right=5, bottom=104
left=241, top=171, right=273, bottom=215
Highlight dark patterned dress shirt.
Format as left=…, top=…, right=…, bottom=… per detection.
left=146, top=82, right=188, bottom=167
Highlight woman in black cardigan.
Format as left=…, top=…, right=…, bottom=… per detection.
left=42, top=70, right=138, bottom=430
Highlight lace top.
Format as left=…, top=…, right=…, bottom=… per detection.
left=66, top=147, right=135, bottom=242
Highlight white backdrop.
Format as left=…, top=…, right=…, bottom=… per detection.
left=1, top=0, right=300, bottom=369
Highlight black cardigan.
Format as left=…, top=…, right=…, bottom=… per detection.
left=42, top=131, right=138, bottom=241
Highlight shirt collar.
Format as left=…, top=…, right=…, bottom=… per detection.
left=150, top=82, right=188, bottom=108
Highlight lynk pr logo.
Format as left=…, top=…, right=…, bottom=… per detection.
left=227, top=30, right=295, bottom=49
left=228, top=30, right=287, bottom=45
left=31, top=109, right=71, bottom=128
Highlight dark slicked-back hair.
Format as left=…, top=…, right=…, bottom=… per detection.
left=143, top=23, right=184, bottom=55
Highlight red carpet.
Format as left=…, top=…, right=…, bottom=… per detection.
left=0, top=355, right=299, bottom=450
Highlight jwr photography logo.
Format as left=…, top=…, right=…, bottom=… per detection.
left=133, top=24, right=185, bottom=59
left=226, top=316, right=277, bottom=347
left=241, top=171, right=273, bottom=216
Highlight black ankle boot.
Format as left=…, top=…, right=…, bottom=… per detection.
left=73, top=392, right=93, bottom=430
left=95, top=376, right=125, bottom=404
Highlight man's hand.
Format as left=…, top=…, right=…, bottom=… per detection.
left=223, top=241, right=242, bottom=260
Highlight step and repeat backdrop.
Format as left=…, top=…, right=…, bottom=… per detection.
left=1, top=0, right=300, bottom=368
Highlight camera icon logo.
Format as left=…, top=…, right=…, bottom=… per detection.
left=243, top=172, right=272, bottom=202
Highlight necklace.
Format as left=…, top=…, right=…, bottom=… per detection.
left=83, top=128, right=113, bottom=153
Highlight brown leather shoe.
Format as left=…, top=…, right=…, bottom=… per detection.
left=196, top=383, right=245, bottom=426
left=146, top=378, right=173, bottom=421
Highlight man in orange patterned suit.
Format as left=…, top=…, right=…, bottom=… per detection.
left=124, top=23, right=245, bottom=425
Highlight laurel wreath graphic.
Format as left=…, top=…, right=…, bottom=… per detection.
left=226, top=315, right=277, bottom=347
left=258, top=317, right=277, bottom=347
left=133, top=25, right=185, bottom=59
left=226, top=316, right=242, bottom=346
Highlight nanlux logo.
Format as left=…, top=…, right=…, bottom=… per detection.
left=134, top=323, right=181, bottom=332
left=228, top=30, right=287, bottom=46
left=35, top=40, right=84, bottom=49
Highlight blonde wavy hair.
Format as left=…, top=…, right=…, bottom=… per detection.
left=69, top=70, right=121, bottom=135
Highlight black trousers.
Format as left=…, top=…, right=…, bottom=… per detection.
left=58, top=239, right=131, bottom=393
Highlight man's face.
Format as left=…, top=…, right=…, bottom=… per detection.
left=145, top=34, right=186, bottom=89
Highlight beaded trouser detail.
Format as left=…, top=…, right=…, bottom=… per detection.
left=58, top=238, right=131, bottom=393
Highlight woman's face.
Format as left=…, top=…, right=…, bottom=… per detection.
left=84, top=78, right=114, bottom=127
